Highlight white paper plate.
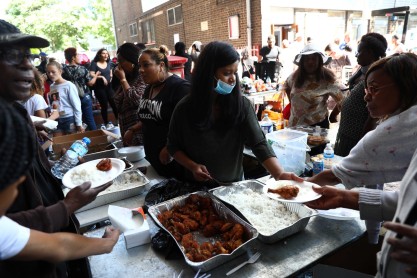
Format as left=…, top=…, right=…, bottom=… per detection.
left=317, top=208, right=360, bottom=220
left=264, top=179, right=322, bottom=203
left=30, top=115, right=58, bottom=130
left=62, top=158, right=125, bottom=189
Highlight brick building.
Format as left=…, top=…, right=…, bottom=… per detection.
left=111, top=0, right=258, bottom=51
left=111, top=0, right=416, bottom=57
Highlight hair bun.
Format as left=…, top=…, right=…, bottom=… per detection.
left=159, top=45, right=169, bottom=55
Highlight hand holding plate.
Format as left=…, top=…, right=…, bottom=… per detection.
left=63, top=181, right=112, bottom=214
left=304, top=186, right=344, bottom=210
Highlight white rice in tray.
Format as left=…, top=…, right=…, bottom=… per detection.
left=220, top=187, right=300, bottom=236
left=100, top=171, right=145, bottom=194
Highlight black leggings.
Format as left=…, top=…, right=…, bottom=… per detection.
left=94, top=85, right=118, bottom=123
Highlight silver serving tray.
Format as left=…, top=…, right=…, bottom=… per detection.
left=148, top=191, right=258, bottom=272
left=76, top=169, right=149, bottom=212
left=210, top=180, right=317, bottom=244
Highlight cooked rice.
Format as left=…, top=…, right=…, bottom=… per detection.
left=70, top=167, right=107, bottom=186
left=220, top=187, right=300, bottom=236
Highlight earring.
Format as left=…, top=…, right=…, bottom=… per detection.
left=132, top=64, right=135, bottom=68
left=158, top=71, right=165, bottom=83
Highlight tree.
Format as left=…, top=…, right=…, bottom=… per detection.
left=5, top=0, right=115, bottom=52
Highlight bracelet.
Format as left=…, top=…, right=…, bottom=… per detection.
left=120, top=78, right=127, bottom=83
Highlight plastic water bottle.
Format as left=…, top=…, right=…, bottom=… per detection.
left=261, top=113, right=273, bottom=134
left=323, top=143, right=334, bottom=168
left=266, top=76, right=271, bottom=86
left=51, top=137, right=91, bottom=179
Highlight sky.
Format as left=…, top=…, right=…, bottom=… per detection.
left=0, top=0, right=12, bottom=18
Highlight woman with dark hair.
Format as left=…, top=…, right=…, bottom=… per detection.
left=167, top=41, right=302, bottom=183
left=113, top=43, right=147, bottom=146
left=128, top=46, right=190, bottom=178
left=334, top=32, right=388, bottom=157
left=283, top=44, right=345, bottom=128
left=89, top=48, right=117, bottom=128
left=174, top=41, right=192, bottom=81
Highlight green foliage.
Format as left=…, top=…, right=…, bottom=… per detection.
left=4, top=0, right=115, bottom=52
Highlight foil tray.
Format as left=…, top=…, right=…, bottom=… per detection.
left=210, top=180, right=317, bottom=244
left=148, top=191, right=259, bottom=272
left=76, top=169, right=149, bottom=212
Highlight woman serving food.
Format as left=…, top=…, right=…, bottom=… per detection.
left=167, top=41, right=302, bottom=183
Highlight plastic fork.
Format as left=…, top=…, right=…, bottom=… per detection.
left=226, top=252, right=261, bottom=276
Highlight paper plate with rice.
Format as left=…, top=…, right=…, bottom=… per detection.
left=62, top=158, right=125, bottom=189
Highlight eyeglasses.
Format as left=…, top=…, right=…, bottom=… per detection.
left=365, top=83, right=395, bottom=96
left=0, top=48, right=34, bottom=65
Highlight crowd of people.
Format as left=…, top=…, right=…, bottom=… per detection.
left=2, top=16, right=417, bottom=278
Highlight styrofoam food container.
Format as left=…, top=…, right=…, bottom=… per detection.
left=118, top=146, right=145, bottom=162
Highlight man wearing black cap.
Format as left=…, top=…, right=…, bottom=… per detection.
left=0, top=99, right=120, bottom=264
left=0, top=19, right=110, bottom=277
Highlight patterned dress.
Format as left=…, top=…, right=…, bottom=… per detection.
left=284, top=73, right=345, bottom=127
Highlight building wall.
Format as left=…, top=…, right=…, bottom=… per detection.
left=111, top=0, right=142, bottom=46
left=111, top=0, right=414, bottom=52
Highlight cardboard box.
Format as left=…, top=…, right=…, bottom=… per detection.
left=52, top=130, right=119, bottom=159
left=108, top=205, right=151, bottom=249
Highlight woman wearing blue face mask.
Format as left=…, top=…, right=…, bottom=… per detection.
left=167, top=41, right=303, bottom=183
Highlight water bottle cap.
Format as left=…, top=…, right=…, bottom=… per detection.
left=82, top=137, right=91, bottom=145
left=326, top=143, right=332, bottom=147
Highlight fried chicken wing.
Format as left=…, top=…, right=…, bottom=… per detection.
left=96, top=158, right=112, bottom=171
left=268, top=185, right=299, bottom=199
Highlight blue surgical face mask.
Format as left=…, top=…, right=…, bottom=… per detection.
left=214, top=78, right=236, bottom=95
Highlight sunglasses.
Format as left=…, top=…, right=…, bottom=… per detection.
left=365, top=83, right=395, bottom=96
left=0, top=48, right=34, bottom=65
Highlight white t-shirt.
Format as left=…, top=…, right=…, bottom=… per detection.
left=0, top=216, right=30, bottom=260
left=18, top=94, right=48, bottom=116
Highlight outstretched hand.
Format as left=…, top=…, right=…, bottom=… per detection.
left=304, top=185, right=344, bottom=210
left=64, top=181, right=112, bottom=214
left=385, top=221, right=417, bottom=277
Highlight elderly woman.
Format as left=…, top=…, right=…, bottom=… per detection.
left=167, top=41, right=302, bottom=183
left=309, top=53, right=417, bottom=188
left=283, top=44, right=345, bottom=128
left=131, top=46, right=190, bottom=178
left=113, top=43, right=147, bottom=146
left=309, top=53, right=417, bottom=243
left=334, top=33, right=388, bottom=157
left=306, top=53, right=417, bottom=277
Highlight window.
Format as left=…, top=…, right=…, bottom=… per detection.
left=228, top=15, right=239, bottom=39
left=129, top=22, right=138, bottom=37
left=167, top=5, right=183, bottom=26
left=141, top=19, right=155, bottom=44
